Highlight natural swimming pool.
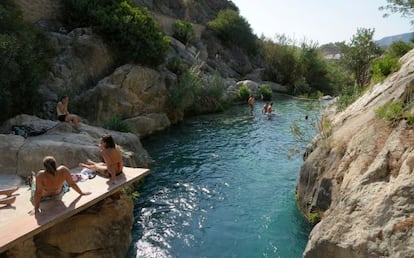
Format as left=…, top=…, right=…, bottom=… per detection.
left=128, top=94, right=322, bottom=258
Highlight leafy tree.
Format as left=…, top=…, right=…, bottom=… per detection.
left=0, top=0, right=53, bottom=122
left=386, top=40, right=413, bottom=57
left=340, top=28, right=382, bottom=87
left=259, top=35, right=336, bottom=96
left=325, top=60, right=353, bottom=97
left=207, top=9, right=258, bottom=55
left=380, top=1, right=414, bottom=25
left=61, top=0, right=169, bottom=67
left=298, top=42, right=332, bottom=95
left=259, top=35, right=300, bottom=87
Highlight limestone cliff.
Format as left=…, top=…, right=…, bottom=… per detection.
left=13, top=0, right=264, bottom=132
left=297, top=50, right=414, bottom=257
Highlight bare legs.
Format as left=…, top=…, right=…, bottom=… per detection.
left=79, top=159, right=109, bottom=177
left=65, top=114, right=80, bottom=128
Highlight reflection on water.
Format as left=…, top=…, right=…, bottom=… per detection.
left=128, top=95, right=320, bottom=258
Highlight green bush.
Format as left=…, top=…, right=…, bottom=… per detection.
left=386, top=40, right=413, bottom=58
left=308, top=212, right=321, bottom=225
left=375, top=101, right=404, bottom=125
left=326, top=61, right=354, bottom=96
left=166, top=56, right=187, bottom=75
left=197, top=71, right=225, bottom=100
left=168, top=66, right=202, bottom=110
left=104, top=115, right=131, bottom=132
left=191, top=71, right=226, bottom=114
left=336, top=85, right=363, bottom=111
left=258, top=84, right=272, bottom=101
left=238, top=84, right=251, bottom=101
left=292, top=78, right=311, bottom=96
left=371, top=55, right=400, bottom=83
left=61, top=0, right=170, bottom=67
left=172, top=20, right=196, bottom=45
left=169, top=66, right=226, bottom=114
left=207, top=9, right=258, bottom=55
left=0, top=0, right=53, bottom=122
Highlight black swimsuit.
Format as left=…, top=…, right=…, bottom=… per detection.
left=58, top=115, right=67, bottom=121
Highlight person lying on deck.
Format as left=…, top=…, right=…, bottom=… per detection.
left=79, top=134, right=124, bottom=185
left=32, top=156, right=91, bottom=214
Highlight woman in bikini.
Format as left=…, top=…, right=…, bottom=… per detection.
left=56, top=95, right=80, bottom=128
left=79, top=134, right=124, bottom=184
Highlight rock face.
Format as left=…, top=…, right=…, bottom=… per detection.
left=14, top=0, right=267, bottom=129
left=6, top=194, right=133, bottom=258
left=74, top=64, right=171, bottom=138
left=297, top=50, right=414, bottom=257
left=14, top=0, right=61, bottom=23
left=134, top=0, right=237, bottom=24
left=41, top=28, right=114, bottom=119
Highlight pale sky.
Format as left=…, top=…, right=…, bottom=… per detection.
left=231, top=0, right=413, bottom=45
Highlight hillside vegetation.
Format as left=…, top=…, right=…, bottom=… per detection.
left=2, top=0, right=413, bottom=124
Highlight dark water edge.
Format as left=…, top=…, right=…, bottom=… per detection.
left=127, top=95, right=321, bottom=258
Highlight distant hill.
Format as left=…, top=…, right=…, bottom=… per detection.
left=320, top=32, right=414, bottom=59
left=376, top=32, right=414, bottom=48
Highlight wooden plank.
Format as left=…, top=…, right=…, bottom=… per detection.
left=0, top=167, right=150, bottom=253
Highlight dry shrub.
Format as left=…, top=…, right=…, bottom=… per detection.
left=393, top=217, right=414, bottom=234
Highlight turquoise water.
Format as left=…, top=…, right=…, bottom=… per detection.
left=128, top=95, right=321, bottom=258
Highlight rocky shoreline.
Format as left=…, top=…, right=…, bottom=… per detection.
left=297, top=49, right=414, bottom=257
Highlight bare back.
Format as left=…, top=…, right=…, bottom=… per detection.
left=36, top=166, right=71, bottom=196
left=101, top=148, right=123, bottom=174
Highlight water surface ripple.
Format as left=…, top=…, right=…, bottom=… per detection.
left=129, top=95, right=320, bottom=258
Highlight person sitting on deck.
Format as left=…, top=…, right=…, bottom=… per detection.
left=32, top=156, right=91, bottom=214
left=79, top=134, right=124, bottom=185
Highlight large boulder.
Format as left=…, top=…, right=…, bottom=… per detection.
left=225, top=80, right=258, bottom=101
left=74, top=64, right=171, bottom=137
left=0, top=115, right=151, bottom=178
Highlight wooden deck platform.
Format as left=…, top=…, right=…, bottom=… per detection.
left=0, top=167, right=150, bottom=253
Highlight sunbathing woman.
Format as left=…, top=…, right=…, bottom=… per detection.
left=79, top=134, right=124, bottom=184
left=33, top=156, right=91, bottom=214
